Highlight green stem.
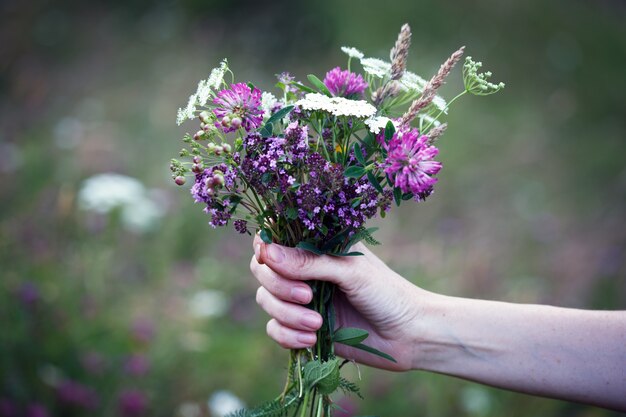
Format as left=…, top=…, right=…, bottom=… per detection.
left=422, top=90, right=467, bottom=132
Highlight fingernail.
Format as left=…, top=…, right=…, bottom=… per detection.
left=297, top=332, right=316, bottom=345
left=302, top=312, right=322, bottom=330
left=291, top=287, right=310, bottom=303
left=266, top=244, right=285, bottom=263
left=254, top=243, right=261, bottom=262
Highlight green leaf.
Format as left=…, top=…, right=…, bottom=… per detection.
left=402, top=192, right=414, bottom=201
left=320, top=229, right=351, bottom=252
left=344, top=166, right=366, bottom=178
left=307, top=74, right=332, bottom=97
left=393, top=187, right=402, bottom=206
left=260, top=229, right=273, bottom=244
left=303, top=358, right=340, bottom=395
left=266, top=105, right=294, bottom=127
left=384, top=120, right=395, bottom=143
left=285, top=207, right=298, bottom=220
left=247, top=82, right=256, bottom=92
left=351, top=343, right=397, bottom=363
left=333, top=328, right=369, bottom=345
left=329, top=251, right=364, bottom=257
left=353, top=143, right=366, bottom=165
left=296, top=241, right=325, bottom=255
left=259, top=122, right=273, bottom=138
left=291, top=82, right=317, bottom=94
left=367, top=172, right=383, bottom=194
left=339, top=377, right=364, bottom=399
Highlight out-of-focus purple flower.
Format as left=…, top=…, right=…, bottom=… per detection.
left=0, top=398, right=18, bottom=417
left=384, top=128, right=442, bottom=198
left=123, top=354, right=150, bottom=376
left=24, top=404, right=49, bottom=417
left=131, top=318, right=155, bottom=344
left=80, top=351, right=106, bottom=375
left=118, top=390, right=149, bottom=417
left=18, top=281, right=40, bottom=307
left=57, top=380, right=99, bottom=409
left=323, top=67, right=368, bottom=98
left=213, top=83, right=263, bottom=133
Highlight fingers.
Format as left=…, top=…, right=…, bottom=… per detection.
left=266, top=318, right=317, bottom=349
left=256, top=286, right=322, bottom=331
left=252, top=234, right=359, bottom=285
left=249, top=256, right=313, bottom=304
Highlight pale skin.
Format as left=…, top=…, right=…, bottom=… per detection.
left=250, top=235, right=626, bottom=411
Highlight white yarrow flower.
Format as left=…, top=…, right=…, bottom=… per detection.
left=364, top=116, right=399, bottom=133
left=360, top=57, right=391, bottom=78
left=208, top=391, right=245, bottom=417
left=196, top=80, right=212, bottom=107
left=261, top=91, right=278, bottom=119
left=399, top=71, right=428, bottom=92
left=341, top=46, right=364, bottom=59
left=176, top=60, right=228, bottom=125
left=432, top=95, right=448, bottom=113
left=296, top=93, right=376, bottom=118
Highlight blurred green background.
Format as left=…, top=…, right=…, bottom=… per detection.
left=1, top=0, right=625, bottom=416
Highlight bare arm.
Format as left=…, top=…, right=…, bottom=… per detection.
left=250, top=236, right=626, bottom=411
left=415, top=294, right=626, bottom=410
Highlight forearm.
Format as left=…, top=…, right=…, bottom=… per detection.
left=413, top=292, right=626, bottom=410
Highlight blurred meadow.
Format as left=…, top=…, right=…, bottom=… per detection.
left=1, top=0, right=625, bottom=416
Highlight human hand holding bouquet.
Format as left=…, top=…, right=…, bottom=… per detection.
left=172, top=24, right=503, bottom=417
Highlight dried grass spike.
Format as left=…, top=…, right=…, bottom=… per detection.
left=390, top=24, right=412, bottom=80
left=426, top=123, right=447, bottom=145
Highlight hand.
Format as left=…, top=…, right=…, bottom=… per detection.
left=250, top=234, right=427, bottom=371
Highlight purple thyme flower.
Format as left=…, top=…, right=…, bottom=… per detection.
left=24, top=404, right=49, bottom=417
left=323, top=67, right=368, bottom=98
left=384, top=128, right=442, bottom=197
left=123, top=354, right=150, bottom=376
left=233, top=219, right=248, bottom=234
left=213, top=83, right=263, bottom=133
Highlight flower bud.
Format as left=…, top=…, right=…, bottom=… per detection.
left=199, top=111, right=211, bottom=123
left=193, top=130, right=205, bottom=141
left=192, top=155, right=202, bottom=164
left=174, top=176, right=186, bottom=186
left=230, top=117, right=242, bottom=129
left=221, top=116, right=231, bottom=127
left=191, top=163, right=203, bottom=173
left=205, top=177, right=215, bottom=187
left=214, top=145, right=223, bottom=156
left=207, top=187, right=216, bottom=196
left=207, top=143, right=216, bottom=152
left=213, top=173, right=225, bottom=186
left=222, top=143, right=232, bottom=154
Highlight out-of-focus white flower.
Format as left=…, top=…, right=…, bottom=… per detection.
left=261, top=91, right=278, bottom=119
left=461, top=386, right=492, bottom=415
left=364, top=116, right=399, bottom=133
left=208, top=390, right=245, bottom=417
left=78, top=173, right=164, bottom=233
left=360, top=57, right=391, bottom=78
left=296, top=93, right=376, bottom=118
left=341, top=46, right=364, bottom=59
left=188, top=290, right=229, bottom=318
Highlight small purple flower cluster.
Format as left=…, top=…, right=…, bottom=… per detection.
left=191, top=164, right=238, bottom=228
left=57, top=380, right=99, bottom=410
left=295, top=153, right=391, bottom=240
left=323, top=67, right=368, bottom=98
left=384, top=128, right=442, bottom=199
left=213, top=83, right=263, bottom=133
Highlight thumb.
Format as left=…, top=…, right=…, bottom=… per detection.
left=254, top=236, right=355, bottom=285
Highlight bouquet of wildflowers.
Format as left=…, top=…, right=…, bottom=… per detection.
left=171, top=24, right=503, bottom=417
